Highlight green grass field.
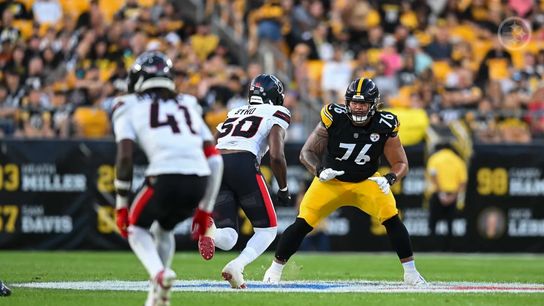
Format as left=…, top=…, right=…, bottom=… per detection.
left=0, top=251, right=543, bottom=305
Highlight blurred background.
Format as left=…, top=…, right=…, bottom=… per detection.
left=0, top=0, right=543, bottom=253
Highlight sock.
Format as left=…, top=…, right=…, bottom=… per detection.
left=128, top=225, right=164, bottom=278
left=232, top=227, right=277, bottom=267
left=152, top=223, right=175, bottom=268
left=214, top=227, right=238, bottom=250
left=402, top=260, right=417, bottom=273
left=270, top=260, right=285, bottom=273
left=275, top=218, right=313, bottom=262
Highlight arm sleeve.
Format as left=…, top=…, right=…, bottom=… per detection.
left=198, top=144, right=223, bottom=212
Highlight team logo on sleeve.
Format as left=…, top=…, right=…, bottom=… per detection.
left=370, top=133, right=380, bottom=142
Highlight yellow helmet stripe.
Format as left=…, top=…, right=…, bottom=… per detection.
left=356, top=78, right=365, bottom=95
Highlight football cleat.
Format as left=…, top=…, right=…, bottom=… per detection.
left=221, top=261, right=247, bottom=289
left=198, top=217, right=215, bottom=260
left=0, top=280, right=11, bottom=296
left=403, top=271, right=428, bottom=286
left=262, top=266, right=282, bottom=284
left=153, top=268, right=177, bottom=306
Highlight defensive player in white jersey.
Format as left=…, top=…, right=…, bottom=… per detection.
left=113, top=51, right=223, bottom=306
left=199, top=74, right=291, bottom=289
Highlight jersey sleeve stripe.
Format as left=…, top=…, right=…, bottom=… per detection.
left=320, top=107, right=333, bottom=128
left=273, top=111, right=291, bottom=124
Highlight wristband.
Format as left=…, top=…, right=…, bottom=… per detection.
left=116, top=194, right=129, bottom=209
left=279, top=186, right=288, bottom=192
left=384, top=173, right=397, bottom=186
left=316, top=166, right=325, bottom=177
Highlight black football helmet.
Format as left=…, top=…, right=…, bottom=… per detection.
left=127, top=51, right=175, bottom=93
left=344, top=78, right=380, bottom=125
left=248, top=74, right=284, bottom=106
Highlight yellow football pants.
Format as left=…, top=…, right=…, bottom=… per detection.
left=297, top=173, right=398, bottom=228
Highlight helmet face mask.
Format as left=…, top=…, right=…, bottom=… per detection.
left=127, top=51, right=175, bottom=93
left=344, top=78, right=380, bottom=125
left=248, top=74, right=285, bottom=106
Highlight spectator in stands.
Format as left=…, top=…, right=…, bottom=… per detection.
left=0, top=9, right=20, bottom=46
left=190, top=20, right=219, bottom=63
left=426, top=141, right=467, bottom=251
left=320, top=43, right=352, bottom=104
left=15, top=85, right=54, bottom=138
left=0, top=0, right=33, bottom=20
left=424, top=22, right=452, bottom=60
left=0, top=83, right=17, bottom=136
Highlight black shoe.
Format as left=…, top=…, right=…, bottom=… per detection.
left=0, top=281, right=11, bottom=296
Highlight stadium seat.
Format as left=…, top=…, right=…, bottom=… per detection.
left=59, top=0, right=90, bottom=18
left=306, top=60, right=325, bottom=84
left=100, top=0, right=125, bottom=23
left=12, top=20, right=33, bottom=40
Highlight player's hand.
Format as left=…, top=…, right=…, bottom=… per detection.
left=191, top=208, right=212, bottom=241
left=276, top=188, right=292, bottom=205
left=116, top=207, right=129, bottom=238
left=368, top=177, right=390, bottom=195
left=318, top=168, right=345, bottom=182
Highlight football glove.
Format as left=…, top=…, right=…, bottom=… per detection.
left=318, top=168, right=345, bottom=182
left=116, top=207, right=129, bottom=238
left=276, top=188, right=291, bottom=205
left=191, top=208, right=212, bottom=241
left=368, top=173, right=396, bottom=195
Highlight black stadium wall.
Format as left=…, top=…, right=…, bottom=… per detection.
left=0, top=140, right=543, bottom=252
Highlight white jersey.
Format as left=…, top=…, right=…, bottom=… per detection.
left=112, top=93, right=213, bottom=176
left=216, top=104, right=290, bottom=163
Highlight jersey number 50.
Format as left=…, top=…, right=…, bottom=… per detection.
left=217, top=116, right=263, bottom=139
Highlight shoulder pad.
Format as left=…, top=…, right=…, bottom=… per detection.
left=111, top=94, right=137, bottom=119
left=272, top=106, right=291, bottom=125
left=373, top=111, right=400, bottom=134
left=320, top=103, right=346, bottom=128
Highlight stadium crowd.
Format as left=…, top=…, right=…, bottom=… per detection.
left=0, top=0, right=543, bottom=144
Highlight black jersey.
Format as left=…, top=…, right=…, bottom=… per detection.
left=320, top=103, right=399, bottom=183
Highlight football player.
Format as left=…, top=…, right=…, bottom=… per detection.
left=199, top=74, right=291, bottom=289
left=263, top=78, right=427, bottom=286
left=113, top=51, right=223, bottom=306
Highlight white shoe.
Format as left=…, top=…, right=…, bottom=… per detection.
left=153, top=268, right=177, bottom=306
left=222, top=261, right=246, bottom=289
left=404, top=271, right=427, bottom=286
left=263, top=266, right=282, bottom=284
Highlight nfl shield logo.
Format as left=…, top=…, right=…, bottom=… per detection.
left=353, top=133, right=359, bottom=139
left=370, top=133, right=380, bottom=142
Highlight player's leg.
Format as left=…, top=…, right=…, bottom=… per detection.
left=212, top=190, right=239, bottom=251
left=154, top=175, right=207, bottom=305
left=151, top=222, right=175, bottom=267
left=264, top=178, right=346, bottom=283
left=355, top=176, right=427, bottom=286
left=223, top=172, right=279, bottom=288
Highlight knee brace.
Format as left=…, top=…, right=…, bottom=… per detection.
left=382, top=215, right=413, bottom=260
left=275, top=218, right=313, bottom=262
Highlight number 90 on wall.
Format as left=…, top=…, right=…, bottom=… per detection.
left=0, top=164, right=20, bottom=192
left=477, top=167, right=508, bottom=196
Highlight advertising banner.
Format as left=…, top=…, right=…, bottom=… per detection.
left=0, top=140, right=542, bottom=252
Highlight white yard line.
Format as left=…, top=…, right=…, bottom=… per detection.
left=13, top=280, right=544, bottom=293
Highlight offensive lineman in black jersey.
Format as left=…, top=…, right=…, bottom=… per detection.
left=263, top=78, right=427, bottom=286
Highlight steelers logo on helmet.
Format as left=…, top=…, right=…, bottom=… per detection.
left=248, top=74, right=285, bottom=106
left=344, top=78, right=381, bottom=125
